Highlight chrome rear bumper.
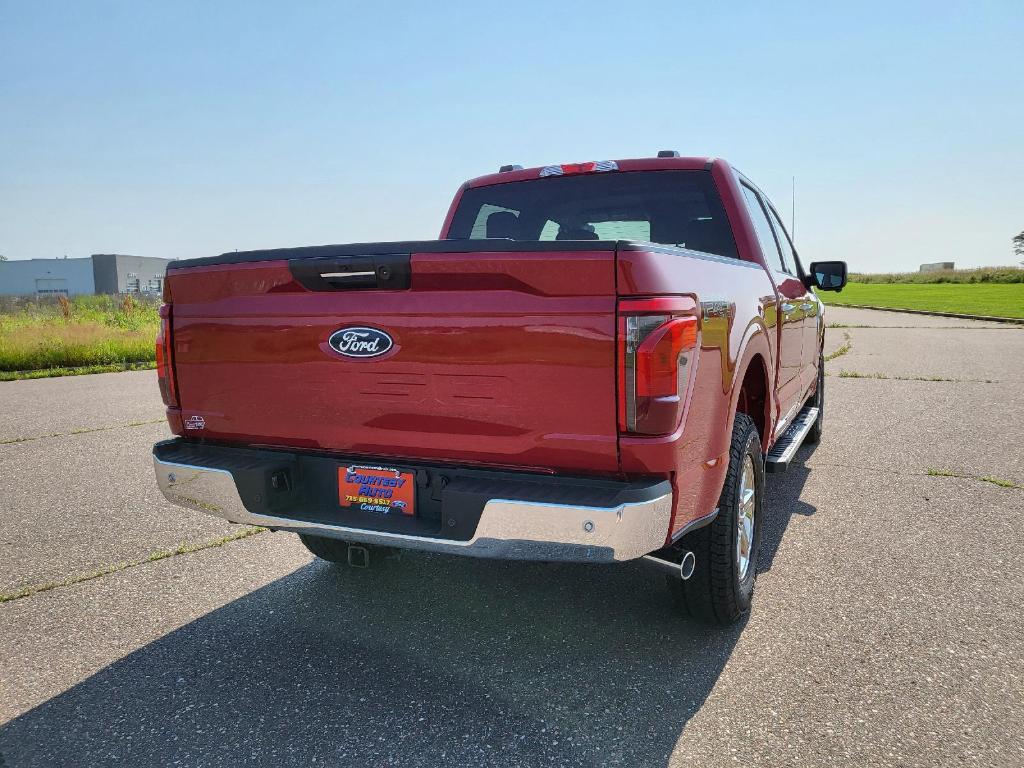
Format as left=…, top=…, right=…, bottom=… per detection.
left=153, top=445, right=672, bottom=563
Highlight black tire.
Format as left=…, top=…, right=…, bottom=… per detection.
left=671, top=412, right=764, bottom=625
left=298, top=534, right=399, bottom=567
left=805, top=352, right=825, bottom=444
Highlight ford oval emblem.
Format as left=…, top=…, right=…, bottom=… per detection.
left=328, top=326, right=394, bottom=358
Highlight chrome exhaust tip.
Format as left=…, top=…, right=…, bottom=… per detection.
left=640, top=550, right=696, bottom=580
left=678, top=550, right=695, bottom=580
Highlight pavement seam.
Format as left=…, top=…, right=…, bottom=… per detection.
left=824, top=327, right=1001, bottom=383
left=0, top=418, right=166, bottom=446
left=828, top=371, right=999, bottom=384
left=0, top=526, right=267, bottom=605
left=827, top=324, right=1020, bottom=330
left=925, top=468, right=1021, bottom=489
left=807, top=461, right=1022, bottom=490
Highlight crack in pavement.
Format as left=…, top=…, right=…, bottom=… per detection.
left=827, top=371, right=1000, bottom=384
left=0, top=526, right=267, bottom=604
left=824, top=327, right=1004, bottom=383
left=0, top=418, right=166, bottom=446
left=827, top=324, right=1022, bottom=330
left=806, top=461, right=1022, bottom=489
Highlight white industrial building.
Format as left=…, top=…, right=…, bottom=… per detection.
left=0, top=254, right=175, bottom=296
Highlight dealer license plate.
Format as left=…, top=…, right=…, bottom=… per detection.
left=338, top=465, right=416, bottom=516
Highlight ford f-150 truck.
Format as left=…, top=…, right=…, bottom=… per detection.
left=152, top=153, right=847, bottom=624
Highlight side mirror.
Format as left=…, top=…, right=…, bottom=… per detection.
left=806, top=261, right=847, bottom=292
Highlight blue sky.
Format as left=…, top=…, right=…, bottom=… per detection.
left=1, top=1, right=1021, bottom=272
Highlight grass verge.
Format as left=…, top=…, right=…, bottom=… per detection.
left=0, top=527, right=266, bottom=604
left=0, top=361, right=156, bottom=381
left=818, top=283, right=1024, bottom=318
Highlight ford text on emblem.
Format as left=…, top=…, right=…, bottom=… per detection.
left=328, top=326, right=394, bottom=358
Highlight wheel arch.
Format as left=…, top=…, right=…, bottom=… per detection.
left=728, top=331, right=775, bottom=451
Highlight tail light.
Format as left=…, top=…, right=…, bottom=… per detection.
left=618, top=299, right=700, bottom=435
left=155, top=303, right=179, bottom=407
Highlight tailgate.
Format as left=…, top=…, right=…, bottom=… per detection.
left=166, top=244, right=620, bottom=473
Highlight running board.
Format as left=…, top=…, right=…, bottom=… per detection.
left=765, top=406, right=819, bottom=473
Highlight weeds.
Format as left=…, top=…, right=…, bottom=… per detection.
left=834, top=370, right=996, bottom=383
left=837, top=370, right=888, bottom=379
left=0, top=295, right=160, bottom=373
left=824, top=332, right=852, bottom=361
left=926, top=468, right=1020, bottom=489
left=980, top=476, right=1019, bottom=489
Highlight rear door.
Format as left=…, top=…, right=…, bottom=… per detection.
left=167, top=244, right=620, bottom=474
left=739, top=185, right=806, bottom=422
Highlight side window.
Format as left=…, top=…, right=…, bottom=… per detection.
left=469, top=204, right=520, bottom=239
left=538, top=220, right=560, bottom=241
left=537, top=219, right=651, bottom=241
left=740, top=185, right=786, bottom=274
left=766, top=206, right=800, bottom=276
left=590, top=220, right=651, bottom=240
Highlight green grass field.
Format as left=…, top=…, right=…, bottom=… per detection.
left=0, top=295, right=160, bottom=380
left=849, top=266, right=1023, bottom=284
left=818, top=282, right=1024, bottom=319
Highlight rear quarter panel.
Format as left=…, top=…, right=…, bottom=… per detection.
left=617, top=247, right=778, bottom=539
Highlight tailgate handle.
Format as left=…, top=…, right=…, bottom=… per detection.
left=319, top=270, right=376, bottom=279
left=289, top=254, right=411, bottom=292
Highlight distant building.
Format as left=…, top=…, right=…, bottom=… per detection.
left=0, top=257, right=96, bottom=296
left=0, top=254, right=174, bottom=296
left=920, top=261, right=955, bottom=273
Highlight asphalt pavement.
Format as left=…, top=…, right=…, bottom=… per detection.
left=1, top=306, right=1021, bottom=767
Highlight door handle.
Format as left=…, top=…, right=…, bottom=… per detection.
left=781, top=302, right=796, bottom=314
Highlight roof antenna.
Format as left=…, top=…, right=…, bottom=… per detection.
left=791, top=176, right=796, bottom=242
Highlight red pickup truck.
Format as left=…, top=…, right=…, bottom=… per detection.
left=153, top=154, right=846, bottom=624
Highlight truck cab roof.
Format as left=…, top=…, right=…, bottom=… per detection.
left=464, top=156, right=723, bottom=189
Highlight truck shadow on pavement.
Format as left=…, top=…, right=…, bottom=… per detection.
left=1, top=460, right=817, bottom=768
left=759, top=447, right=817, bottom=573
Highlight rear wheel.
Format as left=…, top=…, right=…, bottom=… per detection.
left=670, top=412, right=764, bottom=625
left=299, top=534, right=399, bottom=567
left=806, top=352, right=825, bottom=444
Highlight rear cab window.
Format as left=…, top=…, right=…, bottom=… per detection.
left=447, top=170, right=738, bottom=260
